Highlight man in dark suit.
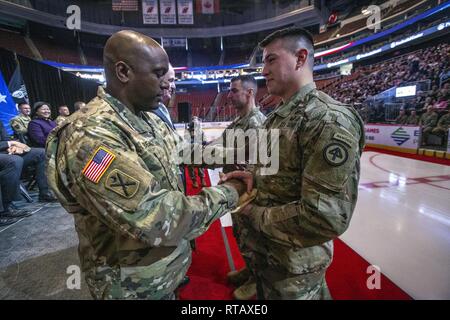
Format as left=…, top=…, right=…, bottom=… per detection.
left=0, top=121, right=56, bottom=226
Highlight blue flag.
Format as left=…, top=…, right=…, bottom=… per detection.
left=0, top=71, right=19, bottom=135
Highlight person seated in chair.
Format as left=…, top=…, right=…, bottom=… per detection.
left=419, top=105, right=438, bottom=145
left=27, top=102, right=57, bottom=148
left=10, top=103, right=31, bottom=144
left=432, top=109, right=450, bottom=139
left=0, top=121, right=57, bottom=222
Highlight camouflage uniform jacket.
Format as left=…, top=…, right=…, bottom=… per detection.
left=436, top=113, right=450, bottom=130
left=46, top=87, right=238, bottom=299
left=406, top=115, right=419, bottom=125
left=223, top=107, right=267, bottom=135
left=55, top=115, right=67, bottom=126
left=216, top=107, right=267, bottom=172
left=420, top=112, right=438, bottom=128
left=246, top=83, right=365, bottom=274
left=395, top=114, right=408, bottom=125
left=9, top=114, right=31, bottom=134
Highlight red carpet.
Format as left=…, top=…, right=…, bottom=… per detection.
left=179, top=166, right=412, bottom=300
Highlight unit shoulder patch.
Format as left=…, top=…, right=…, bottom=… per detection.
left=105, top=169, right=140, bottom=198
left=323, top=142, right=348, bottom=167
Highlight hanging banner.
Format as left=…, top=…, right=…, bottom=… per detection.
left=196, top=0, right=219, bottom=14
left=177, top=0, right=193, bottom=24
left=162, top=38, right=187, bottom=47
left=160, top=0, right=176, bottom=24
left=112, top=0, right=138, bottom=11
left=142, top=0, right=159, bottom=24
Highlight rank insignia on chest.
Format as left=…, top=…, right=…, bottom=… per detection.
left=82, top=146, right=116, bottom=183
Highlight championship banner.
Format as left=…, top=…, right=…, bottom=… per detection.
left=142, top=0, right=159, bottom=24
left=160, top=0, right=176, bottom=24
left=177, top=0, right=193, bottom=24
left=365, top=124, right=421, bottom=153
left=162, top=38, right=187, bottom=48
left=112, top=0, right=138, bottom=11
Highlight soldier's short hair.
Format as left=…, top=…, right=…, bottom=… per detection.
left=259, top=27, right=315, bottom=68
left=231, top=74, right=258, bottom=95
left=18, top=102, right=29, bottom=110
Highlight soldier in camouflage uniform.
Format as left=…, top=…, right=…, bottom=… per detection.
left=54, top=105, right=70, bottom=126
left=10, top=102, right=31, bottom=136
left=215, top=75, right=267, bottom=174
left=432, top=109, right=450, bottom=137
left=45, top=30, right=250, bottom=300
left=221, top=27, right=364, bottom=300
left=406, top=109, right=419, bottom=125
left=394, top=109, right=408, bottom=125
left=420, top=105, right=438, bottom=145
left=211, top=75, right=266, bottom=299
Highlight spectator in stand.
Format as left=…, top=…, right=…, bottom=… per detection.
left=434, top=95, right=448, bottom=111
left=406, top=109, right=419, bottom=125
left=420, top=105, right=438, bottom=145
left=27, top=102, right=57, bottom=148
left=55, top=105, right=70, bottom=126
left=431, top=109, right=450, bottom=138
left=395, top=109, right=408, bottom=125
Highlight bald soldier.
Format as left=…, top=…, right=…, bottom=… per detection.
left=221, top=27, right=364, bottom=299
left=46, top=30, right=251, bottom=300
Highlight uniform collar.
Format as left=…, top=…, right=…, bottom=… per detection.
left=275, top=82, right=316, bottom=118
left=19, top=114, right=31, bottom=120
left=235, top=106, right=260, bottom=123
left=97, top=86, right=150, bottom=134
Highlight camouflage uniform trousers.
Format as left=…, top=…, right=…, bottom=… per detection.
left=236, top=216, right=332, bottom=300
left=85, top=241, right=191, bottom=300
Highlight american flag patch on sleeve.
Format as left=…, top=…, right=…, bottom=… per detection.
left=82, top=147, right=116, bottom=183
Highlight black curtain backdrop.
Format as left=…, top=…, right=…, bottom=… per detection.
left=16, top=53, right=98, bottom=117
left=0, top=47, right=18, bottom=83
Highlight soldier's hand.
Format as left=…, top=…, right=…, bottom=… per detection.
left=219, top=171, right=253, bottom=193
left=224, top=178, right=246, bottom=196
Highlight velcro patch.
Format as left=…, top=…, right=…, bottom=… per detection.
left=82, top=146, right=116, bottom=183
left=105, top=169, right=140, bottom=198
left=332, top=132, right=354, bottom=147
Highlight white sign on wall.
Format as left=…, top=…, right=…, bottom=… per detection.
left=365, top=124, right=420, bottom=151
left=395, top=85, right=417, bottom=97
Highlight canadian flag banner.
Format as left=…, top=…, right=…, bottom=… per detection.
left=142, top=0, right=159, bottom=24
left=160, top=0, right=176, bottom=24
left=177, top=0, right=193, bottom=24
left=196, top=0, right=219, bottom=14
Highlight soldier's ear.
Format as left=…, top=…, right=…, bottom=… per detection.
left=295, top=49, right=308, bottom=69
left=115, top=61, right=131, bottom=83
